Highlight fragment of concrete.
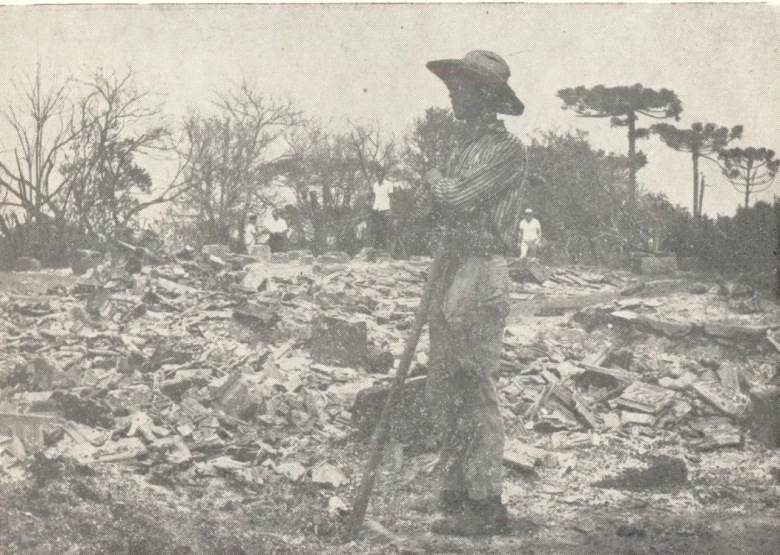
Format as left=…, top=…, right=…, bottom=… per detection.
left=691, top=379, right=750, bottom=419
left=704, top=322, right=768, bottom=341
left=634, top=316, right=692, bottom=338
left=749, top=387, right=780, bottom=449
left=503, top=439, right=550, bottom=472
left=311, top=462, right=348, bottom=488
left=0, top=412, right=58, bottom=453
left=351, top=375, right=431, bottom=444
left=688, top=416, right=743, bottom=451
left=311, top=314, right=368, bottom=367
left=316, top=251, right=351, bottom=265
left=275, top=460, right=307, bottom=482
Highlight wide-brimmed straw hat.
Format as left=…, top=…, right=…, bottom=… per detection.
left=426, top=50, right=524, bottom=116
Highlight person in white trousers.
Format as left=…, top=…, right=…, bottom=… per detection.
left=519, top=208, right=541, bottom=259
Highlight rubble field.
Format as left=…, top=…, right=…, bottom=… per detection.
left=1, top=246, right=780, bottom=554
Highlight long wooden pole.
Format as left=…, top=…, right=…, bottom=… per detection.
left=347, top=239, right=447, bottom=541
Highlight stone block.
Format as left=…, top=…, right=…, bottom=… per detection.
left=249, top=244, right=272, bottom=262
left=310, top=314, right=367, bottom=367
left=365, top=345, right=394, bottom=373
left=241, top=263, right=269, bottom=291
left=632, top=255, right=678, bottom=275
left=13, top=257, right=42, bottom=272
left=749, top=387, right=780, bottom=449
left=351, top=375, right=432, bottom=444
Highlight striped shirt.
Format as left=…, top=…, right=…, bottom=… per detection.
left=413, top=120, right=527, bottom=255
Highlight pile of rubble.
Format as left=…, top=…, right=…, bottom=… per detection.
left=1, top=239, right=778, bottom=503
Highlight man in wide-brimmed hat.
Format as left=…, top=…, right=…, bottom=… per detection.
left=411, top=50, right=527, bottom=536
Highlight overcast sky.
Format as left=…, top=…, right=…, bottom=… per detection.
left=0, top=3, right=778, bottom=216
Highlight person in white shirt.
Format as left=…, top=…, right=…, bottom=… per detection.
left=519, top=208, right=542, bottom=259
left=263, top=209, right=289, bottom=253
left=244, top=214, right=258, bottom=252
left=371, top=172, right=394, bottom=250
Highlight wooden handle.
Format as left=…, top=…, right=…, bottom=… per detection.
left=347, top=240, right=447, bottom=541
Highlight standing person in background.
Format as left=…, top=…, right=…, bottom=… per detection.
left=519, top=208, right=541, bottom=259
left=371, top=168, right=394, bottom=250
left=244, top=214, right=259, bottom=253
left=412, top=50, right=526, bottom=536
left=264, top=208, right=289, bottom=253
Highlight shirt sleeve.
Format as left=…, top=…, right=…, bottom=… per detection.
left=428, top=140, right=525, bottom=212
left=410, top=182, right=433, bottom=219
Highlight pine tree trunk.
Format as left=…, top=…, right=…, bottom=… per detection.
left=627, top=114, right=637, bottom=223
left=692, top=152, right=700, bottom=218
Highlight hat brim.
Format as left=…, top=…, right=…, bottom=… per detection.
left=426, top=59, right=525, bottom=116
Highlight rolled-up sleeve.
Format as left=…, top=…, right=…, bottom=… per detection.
left=410, top=182, right=434, bottom=219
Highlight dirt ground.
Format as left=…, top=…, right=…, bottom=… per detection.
left=2, top=268, right=780, bottom=555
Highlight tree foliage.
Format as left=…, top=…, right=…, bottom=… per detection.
left=524, top=130, right=635, bottom=264
left=651, top=122, right=742, bottom=217
left=718, top=147, right=779, bottom=208
left=402, top=107, right=468, bottom=182
left=557, top=84, right=682, bottom=223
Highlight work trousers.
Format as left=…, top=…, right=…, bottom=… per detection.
left=268, top=233, right=286, bottom=253
left=520, top=239, right=538, bottom=259
left=426, top=255, right=509, bottom=500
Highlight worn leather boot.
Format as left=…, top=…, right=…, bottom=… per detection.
left=408, top=489, right=466, bottom=515
left=431, top=496, right=509, bottom=536
left=440, top=489, right=468, bottom=515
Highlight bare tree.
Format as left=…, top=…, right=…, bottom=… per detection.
left=0, top=65, right=87, bottom=262
left=60, top=68, right=189, bottom=244
left=284, top=121, right=397, bottom=253
left=174, top=82, right=299, bottom=247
